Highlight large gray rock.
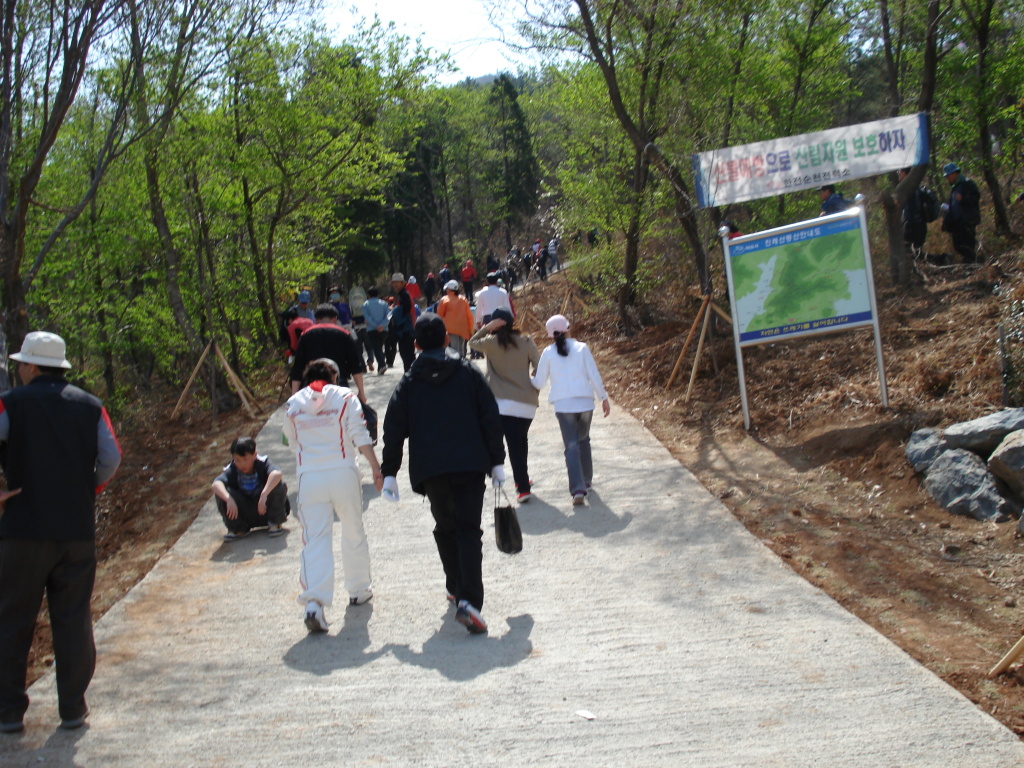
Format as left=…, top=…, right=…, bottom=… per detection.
left=923, top=449, right=1015, bottom=522
left=905, top=428, right=948, bottom=474
left=989, top=430, right=1024, bottom=498
left=944, top=408, right=1024, bottom=456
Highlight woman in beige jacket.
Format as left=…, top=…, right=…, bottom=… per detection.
left=469, top=307, right=541, bottom=502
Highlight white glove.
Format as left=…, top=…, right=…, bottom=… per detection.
left=491, top=465, right=506, bottom=488
left=382, top=476, right=400, bottom=503
left=940, top=202, right=949, bottom=214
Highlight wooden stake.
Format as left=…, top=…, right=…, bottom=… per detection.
left=666, top=295, right=710, bottom=390
left=214, top=343, right=257, bottom=404
left=171, top=341, right=213, bottom=420
left=710, top=302, right=733, bottom=324
left=989, top=633, right=1024, bottom=677
left=685, top=297, right=714, bottom=402
left=213, top=343, right=258, bottom=419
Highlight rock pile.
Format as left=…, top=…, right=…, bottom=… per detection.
left=906, top=409, right=1024, bottom=526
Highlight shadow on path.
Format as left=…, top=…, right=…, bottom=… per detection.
left=390, top=613, right=535, bottom=681
left=283, top=603, right=396, bottom=676
left=517, top=492, right=632, bottom=538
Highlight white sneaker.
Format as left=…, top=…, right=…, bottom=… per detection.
left=572, top=492, right=586, bottom=506
left=304, top=601, right=328, bottom=632
left=349, top=591, right=373, bottom=606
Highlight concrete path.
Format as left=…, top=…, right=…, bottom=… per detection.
left=3, top=365, right=1024, bottom=767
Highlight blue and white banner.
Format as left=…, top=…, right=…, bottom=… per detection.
left=692, top=113, right=929, bottom=208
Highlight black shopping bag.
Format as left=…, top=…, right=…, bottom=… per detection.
left=494, top=487, right=523, bottom=554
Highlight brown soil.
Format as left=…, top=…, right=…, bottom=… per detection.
left=24, top=245, right=1024, bottom=738
left=515, top=251, right=1024, bottom=736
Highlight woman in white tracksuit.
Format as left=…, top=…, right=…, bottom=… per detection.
left=283, top=358, right=384, bottom=633
left=531, top=314, right=610, bottom=506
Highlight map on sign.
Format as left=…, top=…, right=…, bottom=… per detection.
left=726, top=215, right=873, bottom=346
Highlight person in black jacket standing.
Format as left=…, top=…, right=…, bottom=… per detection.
left=380, top=313, right=506, bottom=634
left=940, top=162, right=983, bottom=263
left=0, top=332, right=122, bottom=733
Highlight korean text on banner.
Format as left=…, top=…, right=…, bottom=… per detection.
left=692, top=113, right=929, bottom=208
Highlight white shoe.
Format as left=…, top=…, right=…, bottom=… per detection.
left=304, top=601, right=329, bottom=632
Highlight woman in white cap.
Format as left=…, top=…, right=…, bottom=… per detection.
left=530, top=315, right=610, bottom=505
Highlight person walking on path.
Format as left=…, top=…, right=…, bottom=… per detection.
left=0, top=331, right=122, bottom=733
left=283, top=358, right=384, bottom=633
left=530, top=314, right=610, bottom=506
left=289, top=304, right=368, bottom=400
left=469, top=308, right=540, bottom=503
left=389, top=273, right=417, bottom=371
left=473, top=272, right=513, bottom=329
left=940, top=162, right=982, bottom=263
left=380, top=314, right=506, bottom=635
left=212, top=436, right=289, bottom=540
left=460, top=260, right=477, bottom=303
left=362, top=288, right=390, bottom=374
left=437, top=280, right=474, bottom=358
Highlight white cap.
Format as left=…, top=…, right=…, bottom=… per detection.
left=391, top=272, right=405, bottom=283
left=444, top=280, right=459, bottom=292
left=10, top=331, right=72, bottom=369
left=408, top=275, right=417, bottom=284
left=545, top=314, right=570, bottom=338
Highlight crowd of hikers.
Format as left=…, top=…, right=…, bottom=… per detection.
left=224, top=237, right=610, bottom=638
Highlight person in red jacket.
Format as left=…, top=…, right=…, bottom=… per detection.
left=460, top=260, right=477, bottom=304
left=406, top=275, right=422, bottom=304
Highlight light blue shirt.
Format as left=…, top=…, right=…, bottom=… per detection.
left=363, top=298, right=390, bottom=330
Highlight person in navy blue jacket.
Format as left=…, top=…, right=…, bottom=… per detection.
left=0, top=332, right=121, bottom=733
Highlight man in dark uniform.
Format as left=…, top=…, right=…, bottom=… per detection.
left=380, top=314, right=505, bottom=635
left=0, top=331, right=121, bottom=733
left=940, top=162, right=982, bottom=263
left=289, top=304, right=368, bottom=402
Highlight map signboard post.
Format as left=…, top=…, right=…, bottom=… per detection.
left=722, top=206, right=888, bottom=429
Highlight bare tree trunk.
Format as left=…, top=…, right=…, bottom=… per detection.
left=881, top=0, right=940, bottom=285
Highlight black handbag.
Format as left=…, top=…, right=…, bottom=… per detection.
left=494, top=487, right=523, bottom=554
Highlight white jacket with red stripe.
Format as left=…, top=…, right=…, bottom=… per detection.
left=282, top=382, right=372, bottom=476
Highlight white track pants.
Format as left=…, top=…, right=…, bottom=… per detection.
left=295, top=466, right=371, bottom=607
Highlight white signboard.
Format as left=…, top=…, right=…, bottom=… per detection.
left=722, top=208, right=888, bottom=429
left=692, top=113, right=929, bottom=208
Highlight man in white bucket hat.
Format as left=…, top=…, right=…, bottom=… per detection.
left=0, top=331, right=122, bottom=733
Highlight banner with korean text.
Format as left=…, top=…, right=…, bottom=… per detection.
left=692, top=113, right=929, bottom=208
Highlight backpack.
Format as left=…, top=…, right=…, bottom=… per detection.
left=919, top=186, right=941, bottom=223
left=278, top=307, right=297, bottom=347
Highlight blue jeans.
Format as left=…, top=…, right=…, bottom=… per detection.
left=555, top=410, right=593, bottom=495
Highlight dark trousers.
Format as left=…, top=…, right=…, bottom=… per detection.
left=397, top=335, right=416, bottom=371
left=951, top=226, right=979, bottom=263
left=215, top=484, right=289, bottom=534
left=501, top=415, right=533, bottom=494
left=423, top=472, right=485, bottom=611
left=0, top=538, right=96, bottom=722
left=354, top=325, right=373, bottom=366
left=462, top=281, right=474, bottom=302
left=367, top=330, right=387, bottom=368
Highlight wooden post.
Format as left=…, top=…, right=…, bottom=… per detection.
left=666, top=296, right=710, bottom=390
left=990, top=632, right=1024, bottom=677
left=685, top=298, right=714, bottom=402
left=213, top=343, right=258, bottom=419
left=171, top=341, right=214, bottom=420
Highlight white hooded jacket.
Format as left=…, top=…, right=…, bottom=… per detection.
left=283, top=382, right=372, bottom=475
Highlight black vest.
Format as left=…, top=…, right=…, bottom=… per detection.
left=1, top=376, right=102, bottom=541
